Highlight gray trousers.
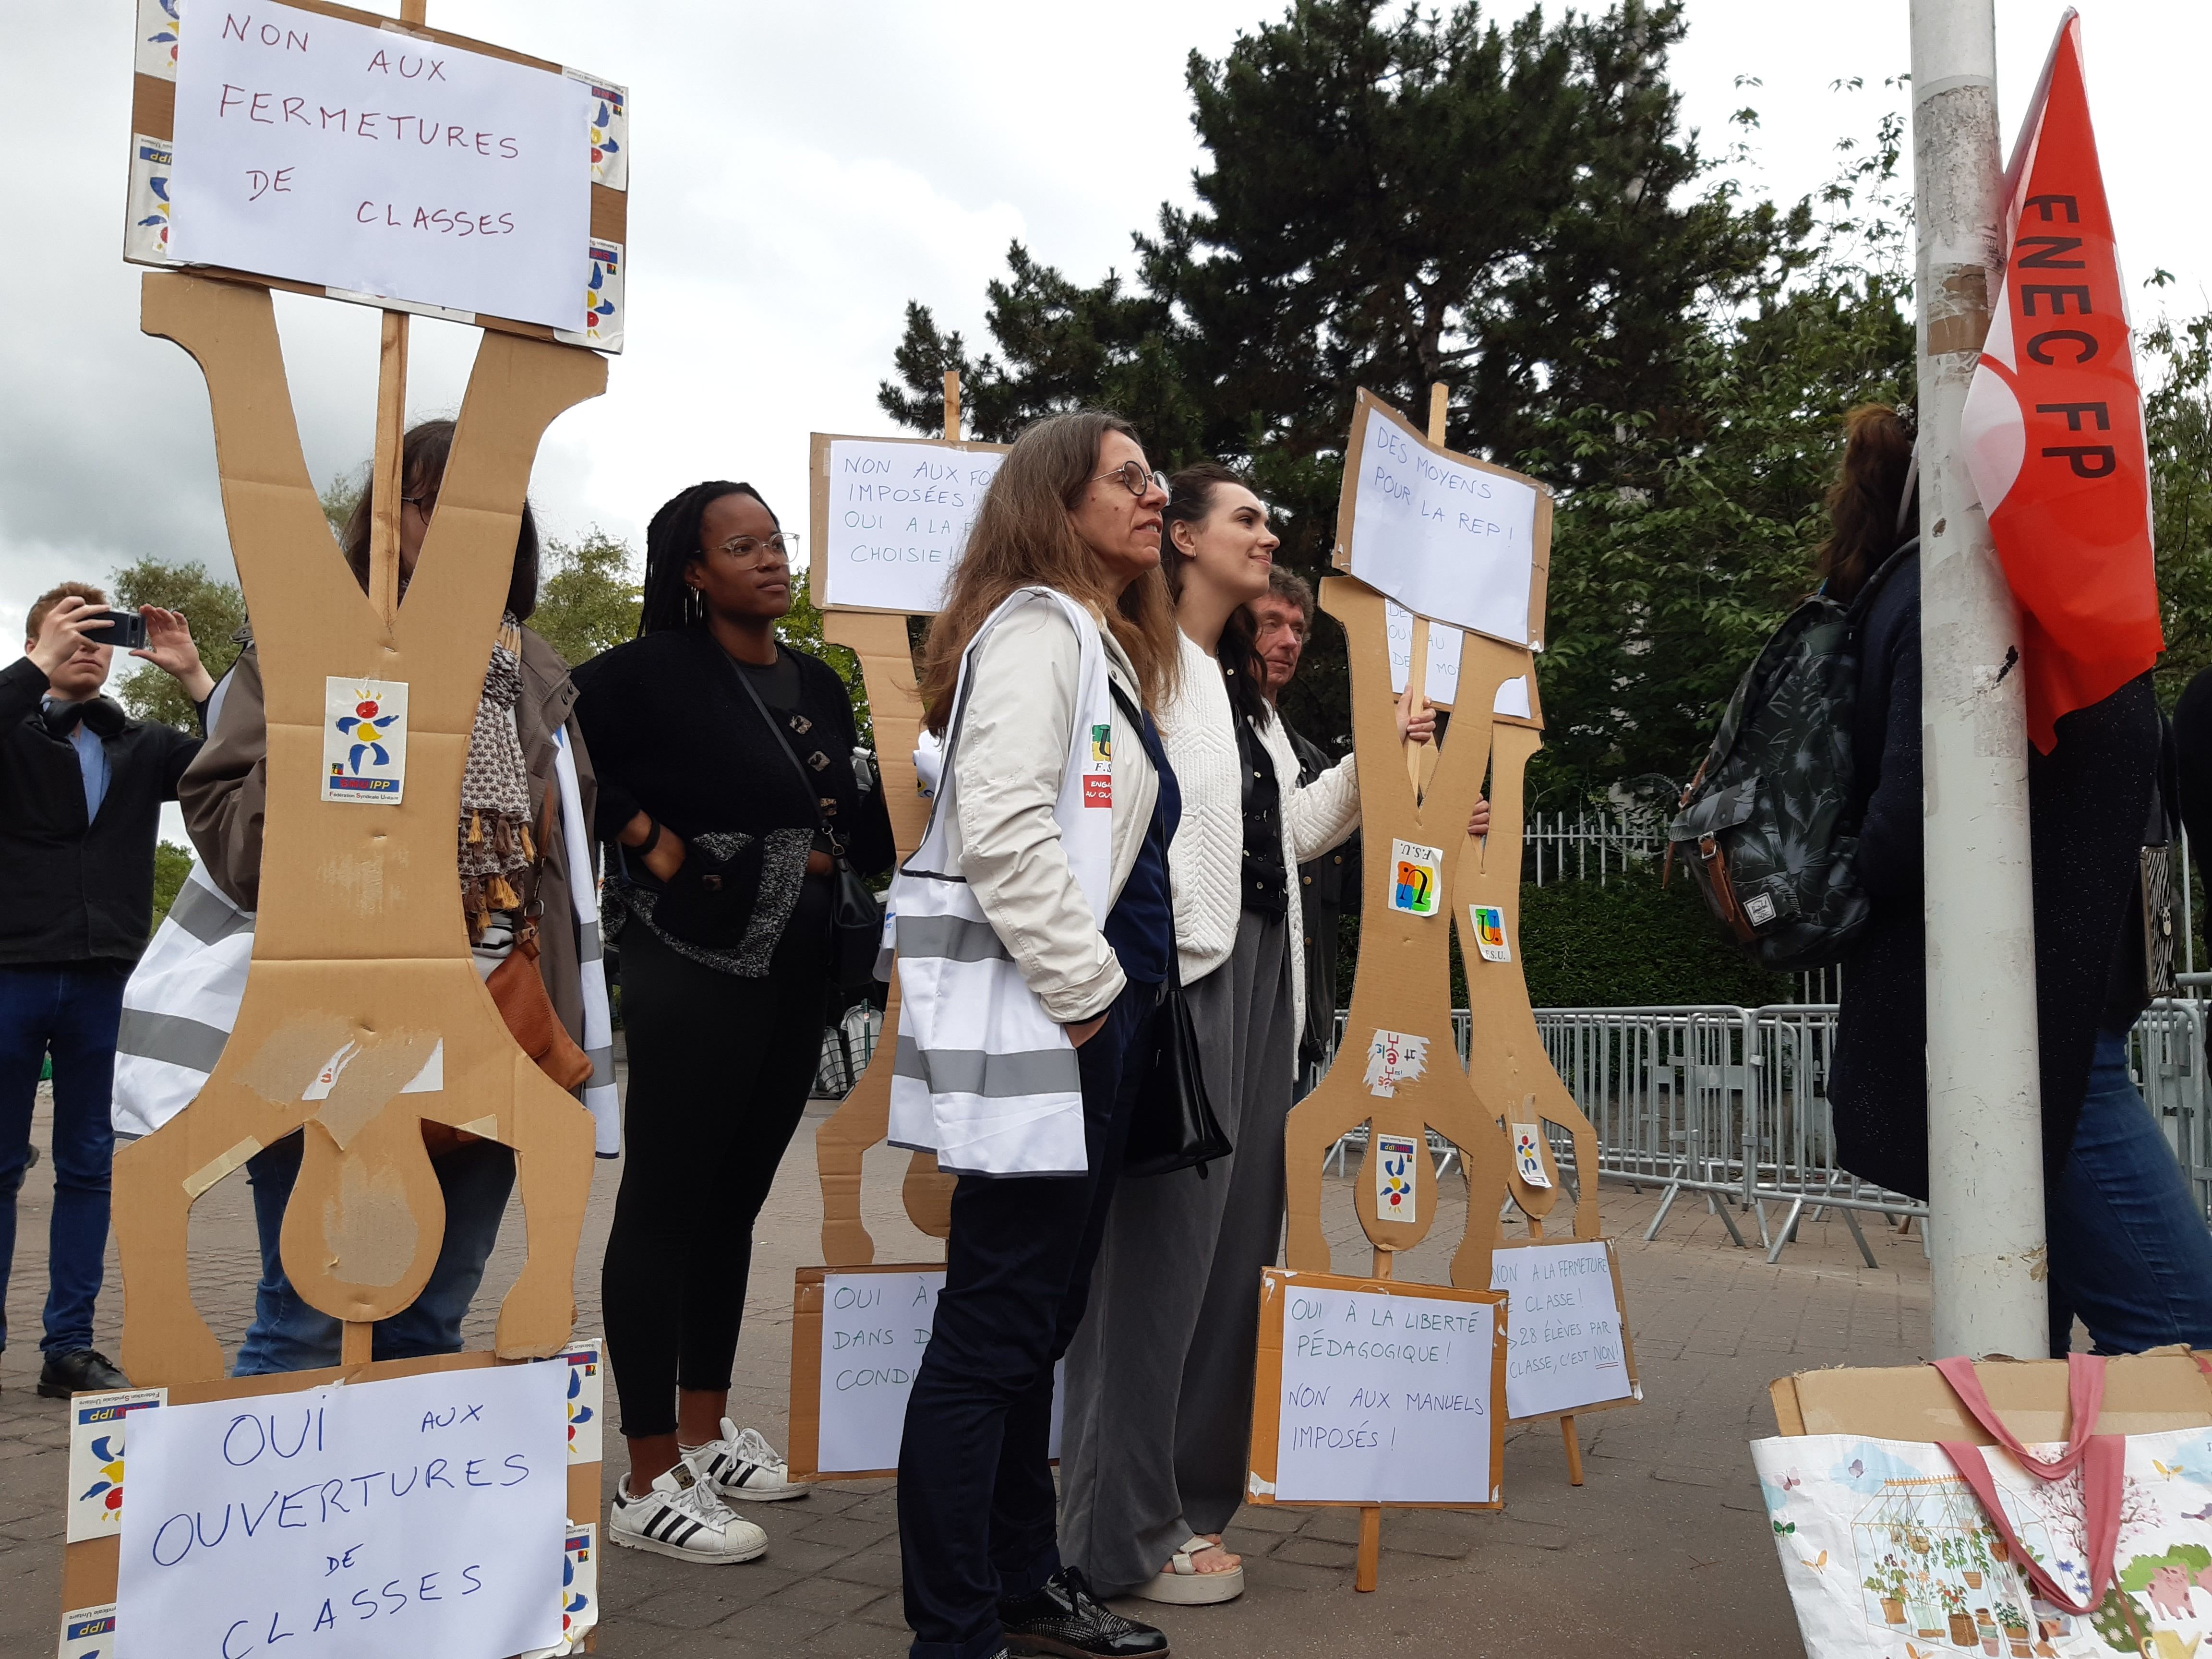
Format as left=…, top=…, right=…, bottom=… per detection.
left=1058, top=908, right=1295, bottom=1596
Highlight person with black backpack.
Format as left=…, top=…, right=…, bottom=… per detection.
left=1810, top=404, right=2212, bottom=1356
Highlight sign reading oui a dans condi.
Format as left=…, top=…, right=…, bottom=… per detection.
left=164, top=1, right=594, bottom=332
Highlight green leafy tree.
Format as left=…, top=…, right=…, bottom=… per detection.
left=107, top=557, right=247, bottom=731
left=321, top=470, right=364, bottom=538
left=152, top=840, right=192, bottom=928
left=531, top=528, right=642, bottom=669
left=2142, top=301, right=2212, bottom=705
left=880, top=0, right=1809, bottom=757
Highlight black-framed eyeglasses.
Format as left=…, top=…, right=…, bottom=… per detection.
left=711, top=531, right=794, bottom=565
left=1093, top=461, right=1169, bottom=499
left=401, top=491, right=437, bottom=516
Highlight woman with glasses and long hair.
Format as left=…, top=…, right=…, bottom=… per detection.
left=1058, top=464, right=1432, bottom=1606
left=571, top=482, right=893, bottom=1566
left=180, top=418, right=604, bottom=1377
left=893, top=413, right=1180, bottom=1659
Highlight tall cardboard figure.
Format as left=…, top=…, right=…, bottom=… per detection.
left=1281, top=577, right=1521, bottom=1288
left=112, top=272, right=605, bottom=1386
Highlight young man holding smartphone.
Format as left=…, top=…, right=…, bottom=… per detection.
left=0, top=582, right=210, bottom=1397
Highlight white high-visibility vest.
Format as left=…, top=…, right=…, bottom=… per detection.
left=112, top=729, right=620, bottom=1156
left=885, top=587, right=1116, bottom=1178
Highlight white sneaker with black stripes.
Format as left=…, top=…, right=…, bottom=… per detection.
left=608, top=1459, right=767, bottom=1564
left=689, top=1419, right=805, bottom=1503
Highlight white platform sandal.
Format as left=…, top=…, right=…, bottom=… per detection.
left=1131, top=1535, right=1246, bottom=1605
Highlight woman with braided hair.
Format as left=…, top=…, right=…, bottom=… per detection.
left=573, top=480, right=892, bottom=1565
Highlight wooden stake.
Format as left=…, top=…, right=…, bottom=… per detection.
left=1562, top=1414, right=1585, bottom=1485
left=943, top=369, right=961, bottom=445
left=1356, top=1243, right=1393, bottom=1590
left=1403, top=382, right=1449, bottom=790
left=367, top=308, right=410, bottom=626
left=1355, top=1504, right=1382, bottom=1592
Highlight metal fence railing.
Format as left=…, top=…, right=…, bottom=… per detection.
left=1522, top=809, right=1663, bottom=888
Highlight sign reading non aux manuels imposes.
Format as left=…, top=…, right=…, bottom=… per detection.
left=164, top=1, right=594, bottom=332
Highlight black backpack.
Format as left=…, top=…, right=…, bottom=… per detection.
left=1666, top=541, right=1916, bottom=973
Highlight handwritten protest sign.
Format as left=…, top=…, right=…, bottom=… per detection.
left=1488, top=1238, right=1639, bottom=1421
left=1250, top=1270, right=1506, bottom=1508
left=115, top=1362, right=566, bottom=1659
left=790, top=1265, right=1062, bottom=1477
left=1340, top=393, right=1542, bottom=648
left=813, top=437, right=1009, bottom=613
left=167, top=0, right=592, bottom=330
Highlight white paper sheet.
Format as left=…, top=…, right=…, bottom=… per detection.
left=115, top=1364, right=567, bottom=1659
left=818, top=441, right=1006, bottom=613
left=1349, top=404, right=1540, bottom=647
left=60, top=1602, right=118, bottom=1659
left=816, top=1270, right=1062, bottom=1473
left=168, top=0, right=591, bottom=331
left=1488, top=1238, right=1635, bottom=1420
left=1383, top=598, right=1463, bottom=703
left=1273, top=1282, right=1499, bottom=1504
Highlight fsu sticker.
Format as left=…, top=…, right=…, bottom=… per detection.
left=1388, top=837, right=1443, bottom=915
left=1469, top=904, right=1511, bottom=962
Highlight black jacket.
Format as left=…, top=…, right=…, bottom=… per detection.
left=0, top=655, right=203, bottom=967
left=572, top=627, right=894, bottom=973
left=1827, top=552, right=2159, bottom=1199
left=1286, top=718, right=1359, bottom=1067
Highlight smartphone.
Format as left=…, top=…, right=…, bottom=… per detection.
left=99, top=609, right=148, bottom=650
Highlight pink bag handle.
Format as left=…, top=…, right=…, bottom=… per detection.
left=1937, top=1434, right=2122, bottom=1615
left=1930, top=1353, right=2106, bottom=1479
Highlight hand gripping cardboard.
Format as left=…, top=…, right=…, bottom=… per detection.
left=112, top=272, right=606, bottom=1386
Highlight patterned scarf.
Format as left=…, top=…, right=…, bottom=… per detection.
left=458, top=616, right=536, bottom=941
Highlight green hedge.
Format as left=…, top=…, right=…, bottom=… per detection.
left=1338, top=865, right=1791, bottom=1012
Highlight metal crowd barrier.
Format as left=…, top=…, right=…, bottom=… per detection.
left=816, top=995, right=2211, bottom=1262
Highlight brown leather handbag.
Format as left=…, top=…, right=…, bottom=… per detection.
left=487, top=789, right=595, bottom=1092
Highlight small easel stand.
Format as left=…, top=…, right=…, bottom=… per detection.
left=1278, top=386, right=1524, bottom=1591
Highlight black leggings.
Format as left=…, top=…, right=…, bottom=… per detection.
left=602, top=892, right=829, bottom=1438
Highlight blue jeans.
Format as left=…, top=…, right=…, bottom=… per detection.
left=0, top=963, right=126, bottom=1356
left=233, top=1130, right=516, bottom=1375
left=2046, top=1028, right=2212, bottom=1357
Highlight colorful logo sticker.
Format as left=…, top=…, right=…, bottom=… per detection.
left=1389, top=837, right=1443, bottom=916
left=1090, top=723, right=1112, bottom=764
left=1512, top=1123, right=1552, bottom=1189
left=66, top=1388, right=164, bottom=1542
left=60, top=1602, right=117, bottom=1659
left=1469, top=903, right=1510, bottom=962
left=321, top=677, right=409, bottom=805
left=1374, top=1132, right=1420, bottom=1225
left=560, top=1344, right=602, bottom=1462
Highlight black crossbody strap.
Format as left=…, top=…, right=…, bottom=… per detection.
left=723, top=650, right=846, bottom=859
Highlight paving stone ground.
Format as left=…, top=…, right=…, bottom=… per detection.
left=1, top=1071, right=1933, bottom=1656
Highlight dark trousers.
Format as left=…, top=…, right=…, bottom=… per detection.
left=0, top=963, right=125, bottom=1356
left=602, top=906, right=829, bottom=1438
left=898, top=978, right=1158, bottom=1659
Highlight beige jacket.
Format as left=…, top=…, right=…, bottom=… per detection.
left=937, top=599, right=1163, bottom=1024
left=179, top=630, right=598, bottom=1045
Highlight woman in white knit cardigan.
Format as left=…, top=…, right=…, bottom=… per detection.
left=1058, top=465, right=1434, bottom=1606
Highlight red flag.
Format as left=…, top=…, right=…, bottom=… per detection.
left=1959, top=9, right=2161, bottom=753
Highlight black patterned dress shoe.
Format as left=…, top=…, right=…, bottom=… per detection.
left=1001, top=1567, right=1170, bottom=1658
left=37, top=1348, right=130, bottom=1398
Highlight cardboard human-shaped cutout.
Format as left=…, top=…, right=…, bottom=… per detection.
left=805, top=420, right=1008, bottom=1264
left=1282, top=577, right=1518, bottom=1288
left=111, top=273, right=606, bottom=1386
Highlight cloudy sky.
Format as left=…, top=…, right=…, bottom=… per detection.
left=8, top=0, right=2208, bottom=647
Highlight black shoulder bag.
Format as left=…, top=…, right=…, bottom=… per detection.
left=1111, top=683, right=1233, bottom=1180
left=724, top=655, right=885, bottom=998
